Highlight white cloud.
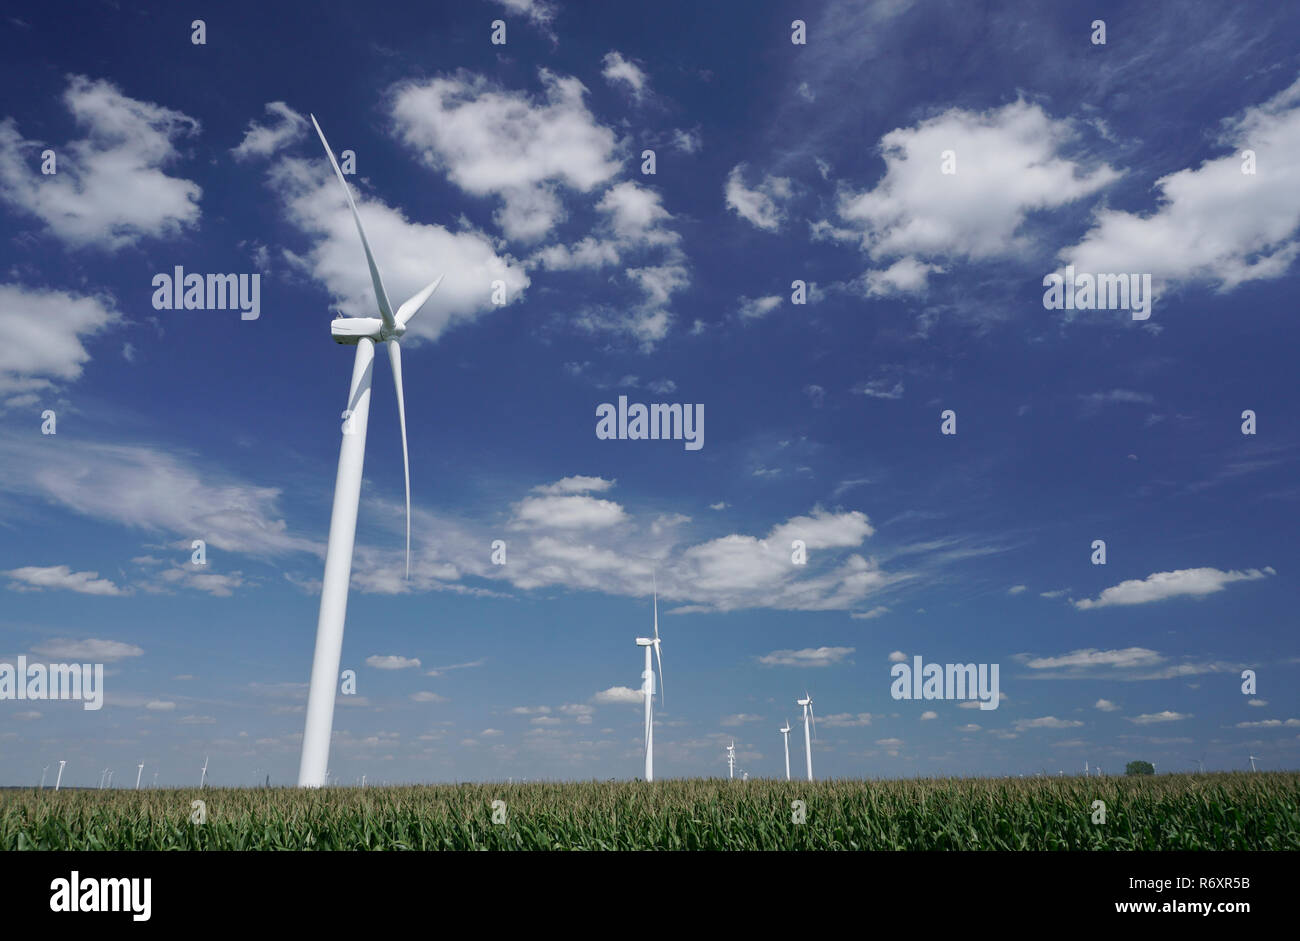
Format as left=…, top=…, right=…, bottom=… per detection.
left=1235, top=718, right=1300, bottom=728
left=1023, top=648, right=1163, bottom=670
left=863, top=257, right=942, bottom=296
left=366, top=655, right=421, bottom=670
left=592, top=686, right=642, bottom=705
left=145, top=700, right=175, bottom=711
left=1074, top=567, right=1271, bottom=609
left=852, top=606, right=889, bottom=620
left=737, top=295, right=782, bottom=320
left=0, top=433, right=319, bottom=558
left=888, top=650, right=907, bottom=663
left=725, top=164, right=793, bottom=231
left=1060, top=76, right=1300, bottom=292
left=854, top=378, right=904, bottom=400
left=232, top=101, right=306, bottom=160
left=819, top=712, right=873, bottom=727
left=0, top=284, right=120, bottom=395
left=828, top=99, right=1118, bottom=292
left=0, top=75, right=200, bottom=249
left=1128, top=711, right=1191, bottom=725
left=757, top=646, right=854, bottom=668
left=532, top=476, right=615, bottom=495
left=1095, top=699, right=1120, bottom=712
left=266, top=146, right=529, bottom=343
left=721, top=713, right=762, bottom=726
left=411, top=691, right=448, bottom=703
left=31, top=638, right=142, bottom=661
left=1007, top=584, right=1028, bottom=595
left=1248, top=698, right=1268, bottom=707
left=919, top=711, right=937, bottom=720
left=1013, top=716, right=1084, bottom=730
left=510, top=493, right=628, bottom=530
left=390, top=70, right=621, bottom=241
left=488, top=0, right=556, bottom=28
left=602, top=51, right=649, bottom=99
left=4, top=564, right=126, bottom=596
left=510, top=705, right=551, bottom=715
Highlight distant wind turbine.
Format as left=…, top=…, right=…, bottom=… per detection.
left=1249, top=755, right=1259, bottom=772
left=297, top=115, right=446, bottom=789
left=39, top=765, right=48, bottom=790
left=136, top=762, right=144, bottom=790
left=199, top=756, right=208, bottom=789
left=636, top=574, right=664, bottom=782
left=55, top=760, right=66, bottom=791
left=105, top=770, right=113, bottom=788
left=726, top=742, right=736, bottom=779
left=797, top=691, right=817, bottom=781
left=99, top=768, right=109, bottom=790
left=779, top=719, right=792, bottom=781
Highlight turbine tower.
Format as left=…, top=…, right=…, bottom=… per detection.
left=726, top=742, right=736, bottom=779
left=54, top=760, right=65, bottom=791
left=199, top=756, right=208, bottom=789
left=105, top=770, right=113, bottom=788
left=779, top=719, right=792, bottom=780
left=797, top=691, right=817, bottom=781
left=135, top=762, right=144, bottom=790
left=298, top=115, right=446, bottom=789
left=1249, top=755, right=1259, bottom=772
left=635, top=575, right=664, bottom=781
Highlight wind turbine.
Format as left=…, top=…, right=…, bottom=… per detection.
left=797, top=691, right=817, bottom=782
left=54, top=760, right=65, bottom=791
left=199, top=756, right=208, bottom=789
left=1249, top=755, right=1259, bottom=772
left=298, top=115, right=445, bottom=789
left=99, top=768, right=109, bottom=790
left=1084, top=760, right=1088, bottom=775
left=726, top=742, right=736, bottom=779
left=635, top=574, right=664, bottom=782
left=39, top=765, right=48, bottom=790
left=105, top=770, right=113, bottom=789
left=779, top=719, right=792, bottom=781
left=135, top=763, right=144, bottom=790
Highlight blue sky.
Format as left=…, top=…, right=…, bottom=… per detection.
left=1, top=0, right=1297, bottom=786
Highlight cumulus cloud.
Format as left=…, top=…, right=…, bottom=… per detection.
left=725, top=164, right=793, bottom=231
left=1013, top=716, right=1084, bottom=730
left=0, top=75, right=200, bottom=249
left=1074, top=567, right=1272, bottom=609
left=818, top=712, right=873, bottom=727
left=366, top=655, right=421, bottom=670
left=592, top=686, right=642, bottom=705
left=1060, top=75, right=1300, bottom=292
left=232, top=101, right=307, bottom=160
left=737, top=295, right=782, bottom=320
left=390, top=70, right=621, bottom=241
left=0, top=284, right=120, bottom=395
left=31, top=638, right=143, bottom=661
left=1095, top=699, right=1120, bottom=712
left=265, top=138, right=529, bottom=343
left=602, top=51, right=649, bottom=99
left=1127, top=711, right=1191, bottom=725
left=757, top=646, right=854, bottom=667
left=825, top=99, right=1117, bottom=292
left=4, top=564, right=126, bottom=596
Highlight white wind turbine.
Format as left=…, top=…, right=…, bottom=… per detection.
left=39, top=765, right=48, bottom=789
left=105, top=770, right=113, bottom=789
left=298, top=115, right=446, bottom=789
left=779, top=719, right=792, bottom=781
left=54, top=760, right=66, bottom=792
left=199, top=756, right=208, bottom=789
left=99, top=768, right=109, bottom=790
left=1249, top=755, right=1259, bottom=772
left=135, top=762, right=144, bottom=790
left=726, top=741, right=736, bottom=779
left=797, top=691, right=817, bottom=782
left=635, top=575, right=664, bottom=782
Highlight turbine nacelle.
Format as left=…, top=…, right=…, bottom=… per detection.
left=635, top=637, right=654, bottom=646
left=331, top=316, right=403, bottom=344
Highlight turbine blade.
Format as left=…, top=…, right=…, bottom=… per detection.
left=654, top=639, right=663, bottom=708
left=396, top=274, right=444, bottom=328
left=310, top=114, right=396, bottom=333
left=810, top=705, right=818, bottom=742
left=388, top=340, right=412, bottom=579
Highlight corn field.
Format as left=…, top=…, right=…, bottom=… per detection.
left=3, top=772, right=1296, bottom=850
